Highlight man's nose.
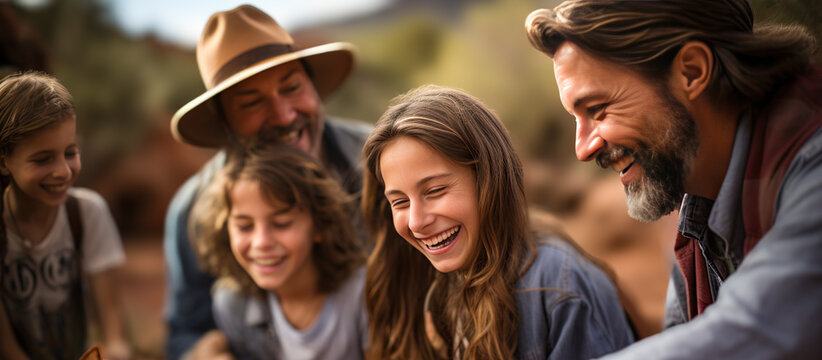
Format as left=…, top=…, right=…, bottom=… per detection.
left=575, top=118, right=605, bottom=162
left=265, top=96, right=297, bottom=127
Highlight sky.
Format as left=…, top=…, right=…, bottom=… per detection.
left=107, top=0, right=393, bottom=47
left=16, top=0, right=393, bottom=48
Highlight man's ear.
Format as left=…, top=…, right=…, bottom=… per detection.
left=671, top=41, right=713, bottom=101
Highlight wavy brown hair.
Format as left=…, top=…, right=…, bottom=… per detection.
left=526, top=0, right=816, bottom=108
left=190, top=143, right=365, bottom=296
left=0, top=71, right=74, bottom=266
left=363, top=85, right=535, bottom=359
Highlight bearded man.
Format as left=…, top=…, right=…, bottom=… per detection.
left=527, top=0, right=821, bottom=358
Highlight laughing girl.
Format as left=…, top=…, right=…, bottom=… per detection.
left=362, top=85, right=635, bottom=359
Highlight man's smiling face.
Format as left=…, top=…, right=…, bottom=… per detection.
left=553, top=42, right=699, bottom=222
left=219, top=60, right=324, bottom=160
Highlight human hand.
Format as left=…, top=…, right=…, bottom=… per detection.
left=183, top=330, right=235, bottom=360
left=104, top=339, right=131, bottom=360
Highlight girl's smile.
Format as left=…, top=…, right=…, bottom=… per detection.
left=380, top=136, right=480, bottom=273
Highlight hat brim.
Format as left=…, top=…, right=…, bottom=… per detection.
left=171, top=42, right=356, bottom=148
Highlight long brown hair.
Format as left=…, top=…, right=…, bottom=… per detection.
left=526, top=0, right=816, bottom=108
left=363, top=85, right=535, bottom=359
left=190, top=143, right=365, bottom=296
left=0, top=71, right=74, bottom=265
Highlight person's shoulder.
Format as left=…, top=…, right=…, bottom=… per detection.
left=334, top=265, right=367, bottom=301
left=327, top=117, right=373, bottom=140
left=212, top=283, right=256, bottom=321
left=527, top=233, right=589, bottom=275
left=522, top=233, right=616, bottom=296
left=168, top=151, right=227, bottom=213
left=175, top=151, right=227, bottom=197
left=67, top=187, right=109, bottom=213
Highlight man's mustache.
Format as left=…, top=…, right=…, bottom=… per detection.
left=596, top=145, right=635, bottom=169
left=255, top=115, right=311, bottom=143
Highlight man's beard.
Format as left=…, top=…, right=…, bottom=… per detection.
left=597, top=89, right=699, bottom=223
left=252, top=112, right=324, bottom=159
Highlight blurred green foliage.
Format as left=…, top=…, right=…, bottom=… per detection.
left=5, top=0, right=203, bottom=185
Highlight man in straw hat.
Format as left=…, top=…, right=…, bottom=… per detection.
left=164, top=5, right=371, bottom=359
left=526, top=0, right=821, bottom=358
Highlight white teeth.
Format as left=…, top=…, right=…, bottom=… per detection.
left=613, top=156, right=635, bottom=175
left=277, top=128, right=301, bottom=143
left=253, top=257, right=285, bottom=266
left=421, top=226, right=459, bottom=248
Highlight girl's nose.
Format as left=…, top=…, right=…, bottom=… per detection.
left=408, top=201, right=435, bottom=234
left=51, top=159, right=73, bottom=180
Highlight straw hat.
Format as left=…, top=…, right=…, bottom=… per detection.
left=171, top=5, right=356, bottom=147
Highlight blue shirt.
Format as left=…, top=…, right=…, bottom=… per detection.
left=515, top=235, right=635, bottom=359
left=163, top=118, right=372, bottom=359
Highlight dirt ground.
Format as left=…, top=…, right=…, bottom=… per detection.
left=116, top=237, right=167, bottom=359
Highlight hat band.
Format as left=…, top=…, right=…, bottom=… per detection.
left=210, top=43, right=294, bottom=88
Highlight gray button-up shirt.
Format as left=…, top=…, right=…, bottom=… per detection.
left=599, top=108, right=822, bottom=359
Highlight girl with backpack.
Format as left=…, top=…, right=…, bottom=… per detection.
left=189, top=143, right=368, bottom=359
left=0, top=71, right=130, bottom=360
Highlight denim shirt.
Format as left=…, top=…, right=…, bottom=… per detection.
left=163, top=118, right=372, bottom=359
left=515, top=235, right=635, bottom=359
left=600, top=109, right=822, bottom=359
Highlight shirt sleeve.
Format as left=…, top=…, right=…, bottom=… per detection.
left=546, top=296, right=631, bottom=360
left=75, top=188, right=126, bottom=274
left=520, top=242, right=634, bottom=360
left=597, top=129, right=822, bottom=360
left=163, top=175, right=217, bottom=359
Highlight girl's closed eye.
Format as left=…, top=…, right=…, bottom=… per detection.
left=65, top=147, right=80, bottom=159
left=31, top=154, right=53, bottom=165
left=426, top=186, right=446, bottom=196
left=389, top=197, right=408, bottom=209
left=231, top=219, right=254, bottom=233
left=271, top=219, right=294, bottom=229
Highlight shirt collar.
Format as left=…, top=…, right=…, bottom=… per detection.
left=707, top=110, right=753, bottom=243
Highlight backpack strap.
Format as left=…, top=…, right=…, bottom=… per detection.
left=66, top=194, right=84, bottom=253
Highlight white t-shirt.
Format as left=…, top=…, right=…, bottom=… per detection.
left=268, top=266, right=368, bottom=360
left=214, top=266, right=369, bottom=359
left=2, top=187, right=125, bottom=319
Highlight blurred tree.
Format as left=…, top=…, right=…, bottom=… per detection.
left=0, top=4, right=51, bottom=73
left=9, top=0, right=203, bottom=186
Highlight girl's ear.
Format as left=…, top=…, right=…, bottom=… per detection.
left=0, top=156, right=10, bottom=176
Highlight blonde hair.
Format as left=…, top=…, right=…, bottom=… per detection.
left=363, top=85, right=535, bottom=359
left=190, top=143, right=365, bottom=296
